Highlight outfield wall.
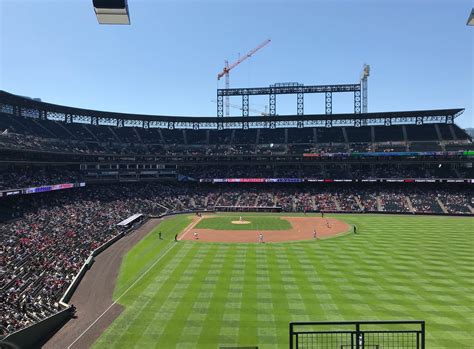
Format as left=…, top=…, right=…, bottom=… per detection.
left=0, top=307, right=75, bottom=349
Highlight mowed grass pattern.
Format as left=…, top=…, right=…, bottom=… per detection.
left=194, top=215, right=292, bottom=231
left=93, top=214, right=474, bottom=348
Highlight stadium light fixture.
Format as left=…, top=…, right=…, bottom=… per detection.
left=93, top=0, right=130, bottom=25
left=468, top=9, right=474, bottom=26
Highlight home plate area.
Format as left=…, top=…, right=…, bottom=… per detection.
left=179, top=215, right=350, bottom=243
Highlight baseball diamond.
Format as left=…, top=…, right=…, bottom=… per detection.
left=179, top=215, right=350, bottom=243
left=54, top=213, right=472, bottom=349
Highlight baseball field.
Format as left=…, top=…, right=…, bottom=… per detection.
left=92, top=213, right=473, bottom=348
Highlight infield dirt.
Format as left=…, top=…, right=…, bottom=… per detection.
left=179, top=215, right=350, bottom=243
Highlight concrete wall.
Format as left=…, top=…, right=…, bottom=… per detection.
left=0, top=307, right=74, bottom=349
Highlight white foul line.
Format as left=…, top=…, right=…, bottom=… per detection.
left=177, top=216, right=202, bottom=240
left=66, top=241, right=178, bottom=349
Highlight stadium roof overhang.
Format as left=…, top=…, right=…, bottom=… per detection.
left=0, top=90, right=464, bottom=129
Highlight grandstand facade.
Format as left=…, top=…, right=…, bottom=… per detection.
left=0, top=90, right=472, bottom=185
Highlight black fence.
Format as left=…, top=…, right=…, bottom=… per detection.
left=289, top=321, right=425, bottom=349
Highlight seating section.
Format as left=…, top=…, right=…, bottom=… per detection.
left=258, top=129, right=285, bottom=144
left=1, top=113, right=472, bottom=157
left=0, top=182, right=472, bottom=336
left=439, top=192, right=472, bottom=214
left=410, top=193, right=444, bottom=214
left=1, top=162, right=472, bottom=192
left=0, top=168, right=84, bottom=190
left=0, top=93, right=472, bottom=341
left=374, top=126, right=404, bottom=142
left=379, top=192, right=410, bottom=212
left=406, top=125, right=438, bottom=141
left=287, top=128, right=313, bottom=144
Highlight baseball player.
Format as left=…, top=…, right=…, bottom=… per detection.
left=259, top=233, right=264, bottom=243
left=193, top=232, right=199, bottom=240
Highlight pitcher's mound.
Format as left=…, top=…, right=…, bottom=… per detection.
left=232, top=220, right=251, bottom=225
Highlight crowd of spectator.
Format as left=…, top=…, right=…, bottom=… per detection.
left=216, top=189, right=240, bottom=207
left=410, top=192, right=444, bottom=214
left=0, top=181, right=472, bottom=336
left=1, top=189, right=135, bottom=334
left=1, top=163, right=472, bottom=194
left=379, top=192, right=411, bottom=212
left=333, top=191, right=361, bottom=211
left=439, top=192, right=473, bottom=214
left=0, top=168, right=84, bottom=191
left=0, top=133, right=91, bottom=155
left=236, top=191, right=259, bottom=207
left=181, top=165, right=470, bottom=181
left=0, top=183, right=227, bottom=335
left=257, top=192, right=275, bottom=207
left=357, top=191, right=380, bottom=211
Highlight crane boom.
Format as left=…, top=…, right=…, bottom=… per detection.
left=217, top=39, right=271, bottom=80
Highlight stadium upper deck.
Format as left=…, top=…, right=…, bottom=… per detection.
left=0, top=90, right=473, bottom=187
left=0, top=90, right=471, bottom=156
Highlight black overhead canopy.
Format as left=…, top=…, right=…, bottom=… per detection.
left=0, top=90, right=464, bottom=124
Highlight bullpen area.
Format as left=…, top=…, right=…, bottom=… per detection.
left=92, top=213, right=473, bottom=348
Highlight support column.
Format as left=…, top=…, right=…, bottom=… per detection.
left=242, top=95, right=249, bottom=116
left=269, top=91, right=276, bottom=116
left=325, top=92, right=332, bottom=115
left=297, top=92, right=304, bottom=115
left=217, top=94, right=224, bottom=117
left=354, top=90, right=361, bottom=113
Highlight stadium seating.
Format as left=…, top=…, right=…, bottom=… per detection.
left=1, top=181, right=473, bottom=336
left=3, top=111, right=471, bottom=158
left=0, top=97, right=473, bottom=338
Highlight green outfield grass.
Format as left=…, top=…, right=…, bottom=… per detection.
left=93, top=214, right=474, bottom=348
left=194, top=215, right=293, bottom=231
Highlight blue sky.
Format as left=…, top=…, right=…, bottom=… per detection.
left=1, top=0, right=473, bottom=127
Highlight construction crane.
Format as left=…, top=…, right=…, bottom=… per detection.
left=360, top=64, right=370, bottom=113
left=211, top=100, right=269, bottom=116
left=217, top=39, right=271, bottom=116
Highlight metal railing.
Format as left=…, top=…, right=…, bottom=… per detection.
left=289, top=321, right=425, bottom=349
